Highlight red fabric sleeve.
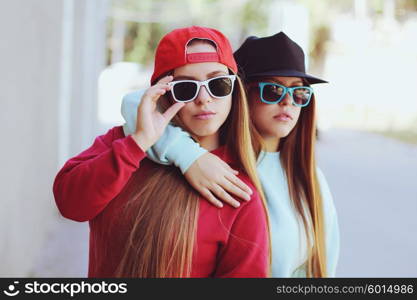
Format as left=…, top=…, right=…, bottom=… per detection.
left=214, top=188, right=269, bottom=278
left=53, top=126, right=146, bottom=222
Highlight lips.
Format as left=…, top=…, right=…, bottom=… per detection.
left=273, top=112, right=292, bottom=121
left=194, top=111, right=216, bottom=120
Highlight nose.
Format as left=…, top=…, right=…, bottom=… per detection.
left=279, top=91, right=292, bottom=106
left=194, top=85, right=213, bottom=105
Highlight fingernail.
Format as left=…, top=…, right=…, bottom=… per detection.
left=218, top=203, right=223, bottom=208
left=245, top=194, right=251, bottom=201
left=234, top=202, right=240, bottom=208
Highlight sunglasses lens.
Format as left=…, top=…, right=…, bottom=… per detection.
left=172, top=82, right=198, bottom=102
left=262, top=84, right=285, bottom=102
left=292, top=87, right=312, bottom=106
left=208, top=77, right=233, bottom=97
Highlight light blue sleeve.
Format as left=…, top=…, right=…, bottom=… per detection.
left=120, top=90, right=207, bottom=173
left=316, top=167, right=340, bottom=277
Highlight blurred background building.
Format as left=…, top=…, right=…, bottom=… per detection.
left=1, top=0, right=416, bottom=277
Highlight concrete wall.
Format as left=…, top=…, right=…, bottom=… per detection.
left=0, top=0, right=108, bottom=276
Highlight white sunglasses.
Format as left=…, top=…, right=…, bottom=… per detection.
left=168, top=75, right=236, bottom=102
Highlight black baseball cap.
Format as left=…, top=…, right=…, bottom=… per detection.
left=234, top=32, right=328, bottom=84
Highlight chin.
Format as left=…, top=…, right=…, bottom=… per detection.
left=279, top=129, right=294, bottom=139
left=192, top=128, right=219, bottom=137
left=188, top=123, right=220, bottom=138
left=266, top=126, right=294, bottom=139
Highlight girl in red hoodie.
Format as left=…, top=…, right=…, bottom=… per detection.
left=53, top=26, right=270, bottom=278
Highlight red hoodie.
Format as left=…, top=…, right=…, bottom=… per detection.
left=53, top=126, right=269, bottom=278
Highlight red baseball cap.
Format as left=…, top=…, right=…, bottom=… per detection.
left=151, top=26, right=238, bottom=84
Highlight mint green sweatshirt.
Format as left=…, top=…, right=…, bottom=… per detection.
left=121, top=90, right=340, bottom=277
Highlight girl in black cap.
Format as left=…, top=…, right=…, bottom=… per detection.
left=121, top=32, right=339, bottom=278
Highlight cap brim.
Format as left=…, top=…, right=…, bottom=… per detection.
left=246, top=70, right=328, bottom=84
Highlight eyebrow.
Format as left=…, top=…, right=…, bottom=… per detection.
left=263, top=79, right=304, bottom=86
left=173, top=70, right=228, bottom=81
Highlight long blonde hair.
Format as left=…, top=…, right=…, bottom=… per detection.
left=115, top=68, right=271, bottom=277
left=250, top=79, right=327, bottom=277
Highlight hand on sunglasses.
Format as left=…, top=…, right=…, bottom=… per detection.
left=132, top=75, right=185, bottom=152
left=184, top=152, right=253, bottom=208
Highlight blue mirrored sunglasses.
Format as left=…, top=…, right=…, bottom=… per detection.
left=258, top=82, right=313, bottom=107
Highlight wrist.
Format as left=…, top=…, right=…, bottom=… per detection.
left=131, top=132, right=152, bottom=152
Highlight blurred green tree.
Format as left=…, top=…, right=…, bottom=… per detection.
left=107, top=0, right=272, bottom=67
